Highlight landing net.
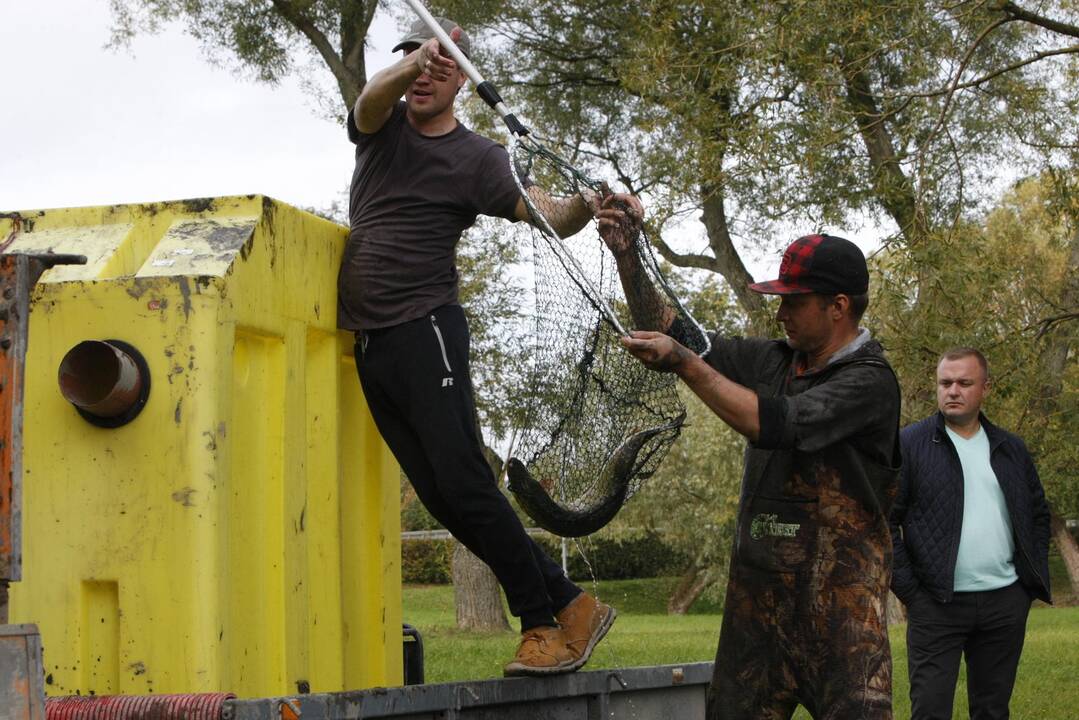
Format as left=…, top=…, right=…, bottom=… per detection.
left=505, top=134, right=709, bottom=537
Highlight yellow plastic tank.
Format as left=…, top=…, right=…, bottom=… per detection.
left=2, top=195, right=402, bottom=697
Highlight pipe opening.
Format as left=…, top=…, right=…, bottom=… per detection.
left=58, top=340, right=150, bottom=427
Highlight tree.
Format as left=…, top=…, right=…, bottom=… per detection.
left=452, top=543, right=510, bottom=630
left=441, top=0, right=1076, bottom=254
left=994, top=174, right=1079, bottom=597
left=432, top=0, right=1079, bottom=600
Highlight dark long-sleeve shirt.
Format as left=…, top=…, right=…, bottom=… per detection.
left=706, top=333, right=902, bottom=581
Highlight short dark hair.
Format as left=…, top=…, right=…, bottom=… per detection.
left=817, top=293, right=869, bottom=323
left=939, top=347, right=989, bottom=379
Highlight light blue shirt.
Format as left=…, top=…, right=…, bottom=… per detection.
left=947, top=425, right=1018, bottom=592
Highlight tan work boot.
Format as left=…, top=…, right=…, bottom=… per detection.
left=556, top=592, right=616, bottom=669
left=503, top=625, right=577, bottom=677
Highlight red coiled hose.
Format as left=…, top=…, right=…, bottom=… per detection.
left=45, top=693, right=234, bottom=720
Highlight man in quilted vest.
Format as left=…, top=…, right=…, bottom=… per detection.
left=891, top=348, right=1051, bottom=720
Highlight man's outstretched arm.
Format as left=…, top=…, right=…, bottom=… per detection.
left=513, top=186, right=597, bottom=238
left=620, top=331, right=761, bottom=442
left=596, top=196, right=760, bottom=440
left=596, top=194, right=675, bottom=333
left=353, top=30, right=461, bottom=134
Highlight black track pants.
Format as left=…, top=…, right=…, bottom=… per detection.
left=355, top=304, right=580, bottom=630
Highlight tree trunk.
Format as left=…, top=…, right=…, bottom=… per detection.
left=452, top=542, right=510, bottom=631
left=1051, top=511, right=1079, bottom=600
left=269, top=0, right=372, bottom=110
left=667, top=566, right=712, bottom=615
left=841, top=62, right=930, bottom=246
left=450, top=437, right=511, bottom=632
left=886, top=590, right=906, bottom=626
left=698, top=189, right=774, bottom=334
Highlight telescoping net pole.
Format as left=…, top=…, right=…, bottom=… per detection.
left=403, top=0, right=709, bottom=536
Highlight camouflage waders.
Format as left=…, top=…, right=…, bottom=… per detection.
left=707, top=461, right=895, bottom=719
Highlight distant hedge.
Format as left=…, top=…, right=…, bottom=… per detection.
left=536, top=532, right=688, bottom=581
left=401, top=532, right=685, bottom=584
left=402, top=539, right=453, bottom=584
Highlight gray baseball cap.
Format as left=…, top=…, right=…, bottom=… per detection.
left=392, top=17, right=471, bottom=58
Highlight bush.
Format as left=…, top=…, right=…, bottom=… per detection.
left=401, top=492, right=442, bottom=531
left=402, top=539, right=452, bottom=584
left=536, top=531, right=687, bottom=581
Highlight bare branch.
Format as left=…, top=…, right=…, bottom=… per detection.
left=917, top=16, right=1013, bottom=162
left=944, top=127, right=965, bottom=237
left=842, top=63, right=929, bottom=244
left=649, top=234, right=721, bottom=272
left=1036, top=311, right=1079, bottom=338
left=995, top=1, right=1079, bottom=39
left=998, top=112, right=1079, bottom=149
left=895, top=44, right=1079, bottom=99
left=269, top=0, right=361, bottom=107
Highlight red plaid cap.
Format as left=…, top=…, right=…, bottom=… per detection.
left=749, top=234, right=868, bottom=296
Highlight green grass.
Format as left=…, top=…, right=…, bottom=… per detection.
left=404, top=579, right=720, bottom=685
left=404, top=577, right=1079, bottom=719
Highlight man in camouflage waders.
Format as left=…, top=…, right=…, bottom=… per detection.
left=598, top=210, right=901, bottom=719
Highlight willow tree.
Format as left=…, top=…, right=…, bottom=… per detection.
left=434, top=0, right=1079, bottom=598
left=439, top=0, right=1076, bottom=254
left=873, top=174, right=1079, bottom=595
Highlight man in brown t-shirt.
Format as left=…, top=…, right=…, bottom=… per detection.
left=340, top=18, right=618, bottom=677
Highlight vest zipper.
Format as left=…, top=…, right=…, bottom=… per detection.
left=430, top=315, right=453, bottom=373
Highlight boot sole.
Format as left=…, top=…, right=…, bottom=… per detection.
left=503, top=659, right=579, bottom=677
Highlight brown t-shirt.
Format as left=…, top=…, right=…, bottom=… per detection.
left=337, top=102, right=522, bottom=330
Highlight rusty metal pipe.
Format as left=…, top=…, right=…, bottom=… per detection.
left=58, top=341, right=144, bottom=419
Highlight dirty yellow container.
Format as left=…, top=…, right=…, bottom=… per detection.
left=2, top=195, right=402, bottom=697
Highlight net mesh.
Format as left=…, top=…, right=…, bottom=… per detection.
left=505, top=135, right=709, bottom=537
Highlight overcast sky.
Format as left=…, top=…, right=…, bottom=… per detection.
left=0, top=1, right=878, bottom=277
left=1, top=1, right=401, bottom=215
